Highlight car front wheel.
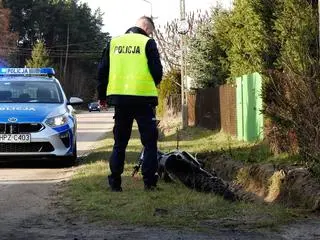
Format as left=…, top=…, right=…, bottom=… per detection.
left=63, top=143, right=77, bottom=167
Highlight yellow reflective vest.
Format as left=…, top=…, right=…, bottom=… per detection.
left=107, top=33, right=158, bottom=97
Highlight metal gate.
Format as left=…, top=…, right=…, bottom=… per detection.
left=236, top=72, right=264, bottom=141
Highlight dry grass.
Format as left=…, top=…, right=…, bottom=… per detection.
left=65, top=122, right=299, bottom=231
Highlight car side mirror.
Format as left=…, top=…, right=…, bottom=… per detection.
left=68, top=97, right=83, bottom=106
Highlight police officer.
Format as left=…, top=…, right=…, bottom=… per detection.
left=97, top=16, right=163, bottom=192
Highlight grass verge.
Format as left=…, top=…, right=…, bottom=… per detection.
left=65, top=125, right=300, bottom=231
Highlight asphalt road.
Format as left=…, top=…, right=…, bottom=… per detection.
left=0, top=111, right=115, bottom=239
left=77, top=110, right=114, bottom=157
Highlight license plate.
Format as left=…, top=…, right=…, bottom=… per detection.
left=0, top=134, right=31, bottom=143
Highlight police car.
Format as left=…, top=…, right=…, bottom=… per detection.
left=0, top=67, right=83, bottom=164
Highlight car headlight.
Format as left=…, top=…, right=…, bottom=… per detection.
left=46, top=114, right=68, bottom=127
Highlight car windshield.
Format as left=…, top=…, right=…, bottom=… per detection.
left=0, top=80, right=63, bottom=103
left=90, top=102, right=99, bottom=106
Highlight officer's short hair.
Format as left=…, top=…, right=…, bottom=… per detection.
left=138, top=16, right=155, bottom=31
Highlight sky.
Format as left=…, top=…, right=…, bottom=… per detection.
left=81, top=0, right=232, bottom=36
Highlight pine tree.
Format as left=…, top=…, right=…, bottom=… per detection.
left=274, top=0, right=317, bottom=73
left=187, top=8, right=230, bottom=88
left=26, top=41, right=51, bottom=67
left=226, top=0, right=270, bottom=78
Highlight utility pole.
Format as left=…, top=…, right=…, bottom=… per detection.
left=141, top=1, right=176, bottom=82
left=319, top=1, right=320, bottom=57
left=179, top=0, right=188, bottom=128
left=63, top=24, right=69, bottom=82
left=142, top=0, right=152, bottom=18
left=142, top=0, right=174, bottom=71
left=142, top=0, right=167, bottom=63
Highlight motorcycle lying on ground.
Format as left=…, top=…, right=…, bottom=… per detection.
left=132, top=122, right=238, bottom=202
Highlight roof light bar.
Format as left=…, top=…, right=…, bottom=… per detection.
left=0, top=68, right=55, bottom=76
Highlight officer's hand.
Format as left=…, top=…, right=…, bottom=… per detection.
left=98, top=100, right=108, bottom=111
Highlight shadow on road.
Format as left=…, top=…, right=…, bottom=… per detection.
left=0, top=158, right=75, bottom=169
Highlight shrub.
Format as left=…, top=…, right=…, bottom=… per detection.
left=263, top=65, right=320, bottom=174
left=157, top=69, right=181, bottom=118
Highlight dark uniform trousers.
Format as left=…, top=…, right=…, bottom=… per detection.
left=108, top=105, right=158, bottom=188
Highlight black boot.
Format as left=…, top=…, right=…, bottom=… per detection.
left=144, top=173, right=159, bottom=191
left=108, top=175, right=122, bottom=192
